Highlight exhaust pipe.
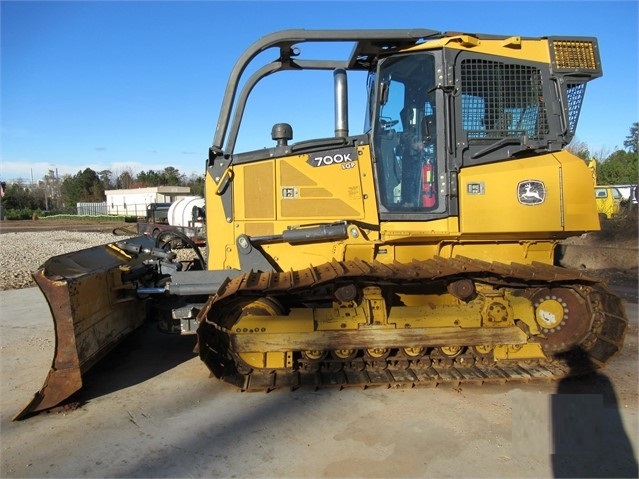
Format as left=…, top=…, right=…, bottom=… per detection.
left=334, top=68, right=348, bottom=138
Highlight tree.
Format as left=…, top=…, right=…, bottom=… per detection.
left=0, top=182, right=46, bottom=212
left=162, top=166, right=185, bottom=186
left=136, top=170, right=162, bottom=187
left=136, top=167, right=186, bottom=187
left=114, top=168, right=135, bottom=189
left=566, top=139, right=591, bottom=161
left=623, top=122, right=638, bottom=153
left=2, top=183, right=31, bottom=210
left=597, top=149, right=638, bottom=185
left=60, top=168, right=105, bottom=207
left=595, top=124, right=639, bottom=185
left=98, top=170, right=113, bottom=190
left=186, top=173, right=205, bottom=197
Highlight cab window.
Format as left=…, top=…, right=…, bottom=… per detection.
left=372, top=53, right=438, bottom=213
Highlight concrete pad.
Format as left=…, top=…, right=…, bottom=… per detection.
left=1, top=286, right=637, bottom=478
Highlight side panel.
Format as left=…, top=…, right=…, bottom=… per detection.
left=275, top=148, right=366, bottom=221
left=213, top=145, right=381, bottom=272
left=459, top=152, right=599, bottom=235
left=459, top=154, right=558, bottom=233
left=559, top=151, right=600, bottom=230
left=204, top=172, right=237, bottom=270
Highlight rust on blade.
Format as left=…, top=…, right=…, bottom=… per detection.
left=14, top=242, right=149, bottom=420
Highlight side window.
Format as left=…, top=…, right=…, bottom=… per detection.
left=372, top=53, right=438, bottom=213
left=460, top=59, right=547, bottom=142
left=376, top=80, right=405, bottom=206
left=381, top=81, right=405, bottom=132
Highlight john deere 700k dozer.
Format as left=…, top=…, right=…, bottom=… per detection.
left=16, top=29, right=627, bottom=420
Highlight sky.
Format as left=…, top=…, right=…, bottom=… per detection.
left=1, top=0, right=638, bottom=183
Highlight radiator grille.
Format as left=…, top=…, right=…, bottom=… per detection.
left=552, top=40, right=598, bottom=70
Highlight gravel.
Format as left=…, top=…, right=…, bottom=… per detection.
left=0, top=231, right=202, bottom=291
left=0, top=232, right=119, bottom=290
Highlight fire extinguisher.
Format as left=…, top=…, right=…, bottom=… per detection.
left=421, top=158, right=436, bottom=208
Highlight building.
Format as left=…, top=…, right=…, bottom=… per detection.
left=105, top=186, right=191, bottom=217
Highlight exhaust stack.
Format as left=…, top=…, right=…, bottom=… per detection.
left=334, top=68, right=348, bottom=138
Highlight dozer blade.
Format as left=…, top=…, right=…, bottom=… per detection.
left=14, top=241, right=150, bottom=420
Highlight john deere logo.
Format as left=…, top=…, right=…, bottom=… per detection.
left=518, top=180, right=545, bottom=205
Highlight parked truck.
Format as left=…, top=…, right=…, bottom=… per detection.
left=595, top=186, right=623, bottom=220
left=137, top=197, right=206, bottom=246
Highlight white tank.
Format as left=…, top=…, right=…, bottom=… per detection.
left=167, top=196, right=205, bottom=228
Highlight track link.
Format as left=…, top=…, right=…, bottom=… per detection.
left=196, top=256, right=628, bottom=390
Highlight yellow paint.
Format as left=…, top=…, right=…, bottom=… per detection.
left=493, top=343, right=546, bottom=360
left=406, top=35, right=552, bottom=64
left=234, top=308, right=315, bottom=334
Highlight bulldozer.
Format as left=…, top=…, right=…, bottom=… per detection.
left=15, top=29, right=628, bottom=420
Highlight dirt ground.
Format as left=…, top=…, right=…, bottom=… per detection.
left=0, top=217, right=637, bottom=478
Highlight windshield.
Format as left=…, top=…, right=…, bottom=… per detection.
left=372, top=53, right=438, bottom=212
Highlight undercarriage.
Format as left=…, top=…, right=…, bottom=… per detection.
left=197, top=257, right=628, bottom=390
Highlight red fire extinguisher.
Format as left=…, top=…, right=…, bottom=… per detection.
left=421, top=159, right=436, bottom=208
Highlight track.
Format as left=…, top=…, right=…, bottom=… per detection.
left=197, top=257, right=629, bottom=391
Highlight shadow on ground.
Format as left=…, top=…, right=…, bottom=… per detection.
left=552, top=349, right=638, bottom=478
left=74, top=321, right=197, bottom=404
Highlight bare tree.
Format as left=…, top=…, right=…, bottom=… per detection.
left=113, top=167, right=135, bottom=189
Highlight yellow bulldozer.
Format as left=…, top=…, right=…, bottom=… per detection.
left=15, top=29, right=628, bottom=420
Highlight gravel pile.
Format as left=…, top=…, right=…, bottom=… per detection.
left=0, top=231, right=202, bottom=291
